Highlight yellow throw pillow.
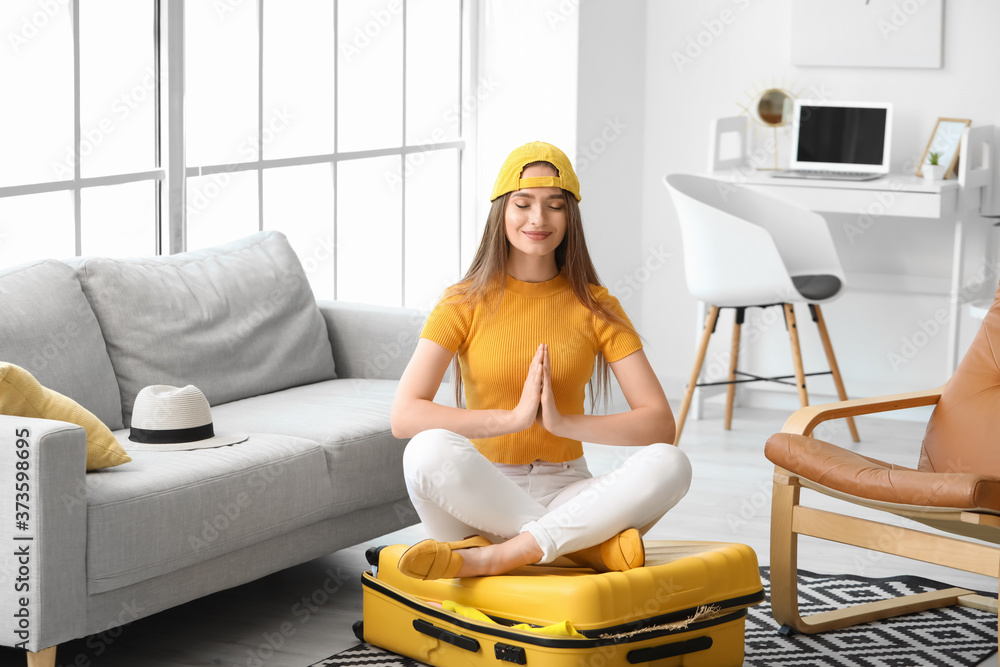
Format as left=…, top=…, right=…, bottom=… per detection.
left=0, top=363, right=131, bottom=471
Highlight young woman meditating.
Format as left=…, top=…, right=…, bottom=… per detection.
left=390, top=141, right=691, bottom=580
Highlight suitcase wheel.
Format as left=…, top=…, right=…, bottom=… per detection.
left=365, top=545, right=386, bottom=567
left=352, top=620, right=364, bottom=642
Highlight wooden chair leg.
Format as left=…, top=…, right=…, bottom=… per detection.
left=724, top=309, right=743, bottom=430
left=675, top=305, right=720, bottom=447
left=769, top=470, right=972, bottom=635
left=769, top=470, right=803, bottom=632
left=26, top=647, right=56, bottom=667
left=811, top=304, right=860, bottom=443
left=783, top=304, right=809, bottom=408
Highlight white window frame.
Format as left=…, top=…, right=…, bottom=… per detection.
left=0, top=0, right=477, bottom=307
left=0, top=0, right=165, bottom=256
left=164, top=0, right=477, bottom=305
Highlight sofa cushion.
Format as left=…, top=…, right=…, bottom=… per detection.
left=72, top=231, right=338, bottom=426
left=210, top=379, right=411, bottom=517
left=0, top=259, right=124, bottom=429
left=0, top=363, right=131, bottom=470
left=86, top=432, right=335, bottom=594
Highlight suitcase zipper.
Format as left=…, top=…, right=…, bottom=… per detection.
left=362, top=572, right=759, bottom=650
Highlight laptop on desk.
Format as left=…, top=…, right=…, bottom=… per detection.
left=771, top=100, right=893, bottom=182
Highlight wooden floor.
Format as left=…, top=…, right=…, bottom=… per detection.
left=4, top=403, right=997, bottom=666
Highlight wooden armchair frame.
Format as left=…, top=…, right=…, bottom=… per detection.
left=769, top=387, right=1000, bottom=649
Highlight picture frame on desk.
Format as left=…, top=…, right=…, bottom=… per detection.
left=916, top=117, right=971, bottom=179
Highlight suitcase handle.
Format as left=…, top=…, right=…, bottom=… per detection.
left=413, top=618, right=481, bottom=653
left=626, top=636, right=712, bottom=663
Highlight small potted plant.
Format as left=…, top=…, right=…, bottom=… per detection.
left=923, top=151, right=944, bottom=182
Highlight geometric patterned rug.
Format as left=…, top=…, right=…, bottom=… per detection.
left=311, top=567, right=997, bottom=666
left=746, top=568, right=996, bottom=666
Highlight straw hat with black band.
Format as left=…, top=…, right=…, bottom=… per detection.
left=125, top=384, right=248, bottom=451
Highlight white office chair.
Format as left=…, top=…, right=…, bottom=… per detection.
left=663, top=173, right=859, bottom=445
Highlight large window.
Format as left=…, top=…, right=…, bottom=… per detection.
left=0, top=0, right=470, bottom=309
left=0, top=0, right=159, bottom=267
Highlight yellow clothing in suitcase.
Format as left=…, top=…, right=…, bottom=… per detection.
left=442, top=601, right=585, bottom=638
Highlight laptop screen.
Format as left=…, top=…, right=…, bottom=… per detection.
left=795, top=105, right=888, bottom=166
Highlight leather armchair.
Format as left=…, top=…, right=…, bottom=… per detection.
left=765, top=279, right=1000, bottom=646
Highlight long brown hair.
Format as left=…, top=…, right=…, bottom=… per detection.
left=446, top=167, right=635, bottom=413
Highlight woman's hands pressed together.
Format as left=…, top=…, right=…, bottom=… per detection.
left=512, top=344, right=677, bottom=447
left=392, top=336, right=674, bottom=446
left=512, top=343, right=545, bottom=432
left=512, top=343, right=564, bottom=436
left=536, top=344, right=564, bottom=435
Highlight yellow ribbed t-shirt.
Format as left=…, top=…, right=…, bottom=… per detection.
left=420, top=272, right=642, bottom=464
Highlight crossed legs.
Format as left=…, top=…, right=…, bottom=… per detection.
left=402, top=429, right=692, bottom=575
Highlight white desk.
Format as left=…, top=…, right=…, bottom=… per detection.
left=706, top=120, right=996, bottom=380
left=731, top=173, right=958, bottom=219
left=708, top=171, right=983, bottom=377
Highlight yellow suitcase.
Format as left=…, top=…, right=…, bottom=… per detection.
left=356, top=540, right=763, bottom=666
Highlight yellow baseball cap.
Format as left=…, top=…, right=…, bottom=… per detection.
left=490, top=141, right=581, bottom=202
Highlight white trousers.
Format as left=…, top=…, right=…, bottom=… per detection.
left=402, top=429, right=692, bottom=564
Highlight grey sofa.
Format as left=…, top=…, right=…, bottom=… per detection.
left=0, top=231, right=425, bottom=665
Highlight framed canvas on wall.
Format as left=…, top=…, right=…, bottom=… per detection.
left=791, top=0, right=943, bottom=68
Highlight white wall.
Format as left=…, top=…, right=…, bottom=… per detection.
left=476, top=0, right=579, bottom=236
left=478, top=0, right=649, bottom=297
left=636, top=0, right=1000, bottom=412
left=576, top=2, right=648, bottom=318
